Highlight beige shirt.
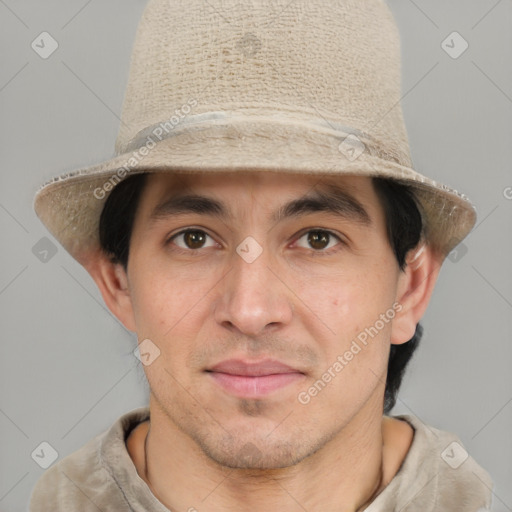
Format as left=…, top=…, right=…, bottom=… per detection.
left=29, top=407, right=494, bottom=511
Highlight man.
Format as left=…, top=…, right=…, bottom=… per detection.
left=29, top=0, right=493, bottom=510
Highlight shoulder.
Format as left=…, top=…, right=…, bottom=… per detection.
left=29, top=407, right=150, bottom=512
left=381, top=415, right=494, bottom=511
left=28, top=431, right=125, bottom=511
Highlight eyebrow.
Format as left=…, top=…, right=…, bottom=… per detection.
left=149, top=184, right=371, bottom=226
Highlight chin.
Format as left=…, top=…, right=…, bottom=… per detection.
left=199, top=438, right=310, bottom=470
left=189, top=420, right=332, bottom=470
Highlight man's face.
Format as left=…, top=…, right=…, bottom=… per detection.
left=123, top=171, right=407, bottom=469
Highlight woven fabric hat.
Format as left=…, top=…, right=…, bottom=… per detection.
left=34, top=0, right=476, bottom=268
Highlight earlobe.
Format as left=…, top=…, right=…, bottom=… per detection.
left=83, top=249, right=137, bottom=332
left=390, top=244, right=442, bottom=345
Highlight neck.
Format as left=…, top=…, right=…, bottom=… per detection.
left=136, top=398, right=396, bottom=512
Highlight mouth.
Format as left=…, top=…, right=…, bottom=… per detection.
left=205, top=359, right=306, bottom=398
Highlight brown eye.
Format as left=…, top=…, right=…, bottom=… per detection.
left=171, top=229, right=216, bottom=250
left=308, top=231, right=330, bottom=250
left=296, top=230, right=341, bottom=251
left=184, top=230, right=206, bottom=249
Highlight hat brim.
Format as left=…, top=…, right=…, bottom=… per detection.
left=34, top=119, right=476, bottom=266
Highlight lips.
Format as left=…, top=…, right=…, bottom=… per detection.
left=206, top=359, right=305, bottom=398
left=209, top=359, right=302, bottom=376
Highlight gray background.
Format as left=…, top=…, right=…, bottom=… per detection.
left=0, top=1, right=511, bottom=510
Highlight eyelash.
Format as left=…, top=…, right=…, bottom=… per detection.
left=166, top=228, right=345, bottom=255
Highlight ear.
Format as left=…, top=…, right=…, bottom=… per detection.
left=391, top=244, right=442, bottom=345
left=82, top=249, right=137, bottom=332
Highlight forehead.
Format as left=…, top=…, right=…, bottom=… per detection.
left=141, top=171, right=376, bottom=204
left=134, top=171, right=386, bottom=228
left=130, top=171, right=385, bottom=233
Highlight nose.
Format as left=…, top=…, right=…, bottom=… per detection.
left=214, top=244, right=294, bottom=337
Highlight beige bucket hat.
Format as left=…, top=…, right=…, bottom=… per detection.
left=34, top=0, right=476, bottom=267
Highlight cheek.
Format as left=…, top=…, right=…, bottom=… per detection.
left=294, top=259, right=398, bottom=341
left=128, top=262, right=190, bottom=336
left=128, top=270, right=203, bottom=389
left=296, top=274, right=396, bottom=414
left=128, top=255, right=223, bottom=355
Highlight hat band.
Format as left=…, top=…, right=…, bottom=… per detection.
left=122, top=111, right=404, bottom=165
